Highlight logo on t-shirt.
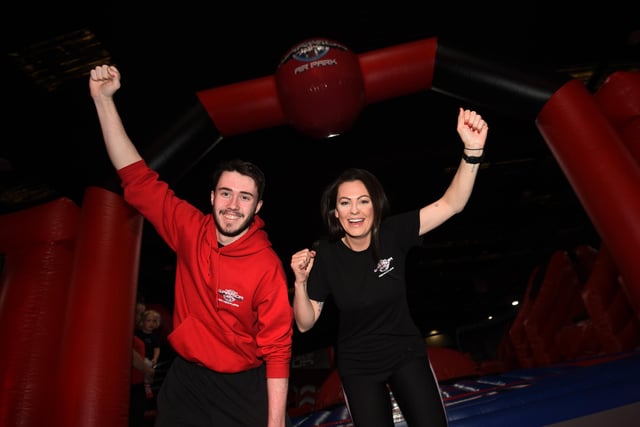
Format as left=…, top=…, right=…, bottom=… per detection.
left=374, top=257, right=394, bottom=277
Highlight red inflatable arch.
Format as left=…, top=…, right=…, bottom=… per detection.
left=1, top=37, right=638, bottom=427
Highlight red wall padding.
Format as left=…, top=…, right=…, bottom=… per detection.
left=0, top=198, right=80, bottom=426
left=523, top=250, right=588, bottom=366
left=508, top=266, right=541, bottom=369
left=581, top=246, right=640, bottom=353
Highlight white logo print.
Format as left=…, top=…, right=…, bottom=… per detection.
left=218, top=289, right=244, bottom=307
left=374, top=257, right=394, bottom=277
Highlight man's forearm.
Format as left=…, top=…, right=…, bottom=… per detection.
left=267, top=377, right=289, bottom=427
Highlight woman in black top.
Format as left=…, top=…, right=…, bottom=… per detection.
left=291, top=108, right=488, bottom=426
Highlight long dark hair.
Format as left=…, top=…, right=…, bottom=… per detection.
left=319, top=168, right=390, bottom=262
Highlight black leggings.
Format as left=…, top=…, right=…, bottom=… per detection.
left=341, top=354, right=448, bottom=427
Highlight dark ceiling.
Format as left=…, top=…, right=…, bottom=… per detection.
left=3, top=7, right=639, bottom=349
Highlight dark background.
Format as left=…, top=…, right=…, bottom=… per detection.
left=3, top=6, right=639, bottom=355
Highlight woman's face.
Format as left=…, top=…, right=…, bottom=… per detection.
left=335, top=180, right=373, bottom=238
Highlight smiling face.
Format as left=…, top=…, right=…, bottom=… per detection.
left=211, top=170, right=263, bottom=245
left=335, top=179, right=374, bottom=246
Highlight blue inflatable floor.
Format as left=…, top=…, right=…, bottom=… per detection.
left=291, top=351, right=640, bottom=427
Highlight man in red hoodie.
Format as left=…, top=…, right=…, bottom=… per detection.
left=90, top=64, right=293, bottom=427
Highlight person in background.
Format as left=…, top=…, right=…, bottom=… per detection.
left=136, top=309, right=162, bottom=398
left=131, top=300, right=154, bottom=426
left=89, top=64, right=293, bottom=427
left=290, top=108, right=488, bottom=426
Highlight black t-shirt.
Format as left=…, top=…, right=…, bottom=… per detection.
left=307, top=210, right=425, bottom=376
left=135, top=330, right=161, bottom=361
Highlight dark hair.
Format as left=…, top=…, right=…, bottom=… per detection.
left=212, top=159, right=266, bottom=200
left=320, top=168, right=390, bottom=261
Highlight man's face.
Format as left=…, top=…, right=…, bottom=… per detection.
left=211, top=171, right=263, bottom=244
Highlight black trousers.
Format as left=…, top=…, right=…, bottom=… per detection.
left=129, top=383, right=147, bottom=427
left=155, top=356, right=291, bottom=427
left=341, top=354, right=448, bottom=427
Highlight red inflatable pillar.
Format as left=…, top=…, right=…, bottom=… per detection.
left=536, top=78, right=640, bottom=305
left=594, top=71, right=640, bottom=162
left=593, top=71, right=640, bottom=312
left=0, top=198, right=80, bottom=427
left=54, top=187, right=143, bottom=427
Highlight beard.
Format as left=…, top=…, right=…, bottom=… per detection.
left=214, top=209, right=255, bottom=238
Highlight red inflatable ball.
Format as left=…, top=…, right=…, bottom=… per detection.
left=275, top=38, right=365, bottom=139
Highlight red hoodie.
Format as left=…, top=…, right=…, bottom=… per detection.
left=118, top=160, right=293, bottom=379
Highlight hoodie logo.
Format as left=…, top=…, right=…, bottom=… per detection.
left=218, top=289, right=244, bottom=307
left=374, top=257, right=394, bottom=277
